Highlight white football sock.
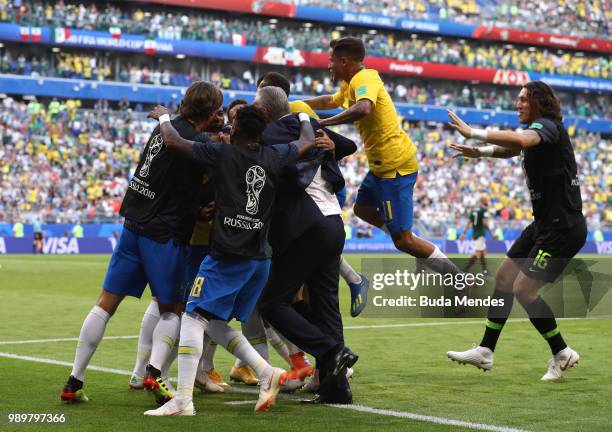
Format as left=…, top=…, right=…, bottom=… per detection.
left=175, top=313, right=205, bottom=407
left=264, top=326, right=291, bottom=365
left=207, top=319, right=271, bottom=378
left=340, top=257, right=361, bottom=284
left=424, top=246, right=462, bottom=285
left=71, top=305, right=110, bottom=381
left=149, top=312, right=180, bottom=371
left=131, top=299, right=160, bottom=378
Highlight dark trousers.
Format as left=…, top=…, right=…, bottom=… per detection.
left=260, top=215, right=345, bottom=360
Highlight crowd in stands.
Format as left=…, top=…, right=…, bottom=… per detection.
left=296, top=0, right=609, bottom=39
left=5, top=0, right=608, bottom=39
left=0, top=97, right=609, bottom=234
left=2, top=1, right=609, bottom=80
left=0, top=51, right=113, bottom=81
left=0, top=96, right=152, bottom=224
left=2, top=47, right=609, bottom=119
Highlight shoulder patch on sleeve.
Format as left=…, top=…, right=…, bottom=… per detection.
left=529, top=122, right=543, bottom=130
left=356, top=85, right=368, bottom=96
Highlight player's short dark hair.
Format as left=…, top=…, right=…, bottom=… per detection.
left=233, top=104, right=266, bottom=144
left=228, top=98, right=247, bottom=112
left=523, top=81, right=563, bottom=121
left=256, top=72, right=291, bottom=97
left=330, top=37, right=366, bottom=62
left=179, top=81, right=223, bottom=123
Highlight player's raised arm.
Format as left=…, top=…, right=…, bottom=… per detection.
left=147, top=105, right=195, bottom=156
left=303, top=95, right=338, bottom=111
left=448, top=109, right=541, bottom=150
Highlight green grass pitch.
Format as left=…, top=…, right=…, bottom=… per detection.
left=1, top=254, right=611, bottom=432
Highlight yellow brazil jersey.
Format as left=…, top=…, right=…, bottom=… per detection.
left=332, top=68, right=418, bottom=178
left=289, top=100, right=318, bottom=119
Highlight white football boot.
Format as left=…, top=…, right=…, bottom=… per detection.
left=144, top=398, right=195, bottom=416
left=446, top=346, right=494, bottom=371
left=255, top=368, right=287, bottom=413
left=541, top=347, right=580, bottom=381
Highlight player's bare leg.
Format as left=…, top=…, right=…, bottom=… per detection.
left=61, top=290, right=124, bottom=403
left=355, top=202, right=462, bottom=290
left=354, top=203, right=385, bottom=231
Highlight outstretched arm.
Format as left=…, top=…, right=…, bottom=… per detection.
left=147, top=105, right=195, bottom=156
left=450, top=143, right=521, bottom=159
left=303, top=95, right=338, bottom=110
left=318, top=99, right=372, bottom=127
left=447, top=110, right=541, bottom=150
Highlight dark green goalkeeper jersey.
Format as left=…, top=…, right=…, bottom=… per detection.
left=469, top=207, right=489, bottom=239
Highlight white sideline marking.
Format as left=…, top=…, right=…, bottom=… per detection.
left=0, top=352, right=132, bottom=375
left=224, top=400, right=258, bottom=405
left=0, top=317, right=599, bottom=345
left=0, top=351, right=529, bottom=432
left=331, top=404, right=528, bottom=432
left=343, top=316, right=591, bottom=330
left=0, top=335, right=138, bottom=345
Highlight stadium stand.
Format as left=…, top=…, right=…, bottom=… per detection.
left=0, top=47, right=609, bottom=119
left=293, top=0, right=609, bottom=38
left=5, top=0, right=608, bottom=39
left=1, top=1, right=608, bottom=79
left=0, top=0, right=609, bottom=236
left=0, top=97, right=609, bottom=235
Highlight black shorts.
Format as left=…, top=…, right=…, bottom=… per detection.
left=34, top=232, right=43, bottom=241
left=507, top=219, right=587, bottom=283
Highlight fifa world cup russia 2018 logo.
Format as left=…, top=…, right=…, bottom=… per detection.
left=140, top=134, right=164, bottom=177
left=245, top=165, right=266, bottom=215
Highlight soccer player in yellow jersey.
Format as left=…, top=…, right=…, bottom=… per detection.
left=304, top=37, right=462, bottom=278
left=257, top=72, right=371, bottom=319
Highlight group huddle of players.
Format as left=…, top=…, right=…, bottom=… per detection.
left=59, top=37, right=587, bottom=416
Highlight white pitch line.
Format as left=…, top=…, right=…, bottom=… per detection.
left=0, top=317, right=606, bottom=345
left=0, top=351, right=529, bottom=432
left=343, top=316, right=592, bottom=330
left=331, top=404, right=528, bottom=432
left=0, top=352, right=132, bottom=375
left=0, top=335, right=138, bottom=345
